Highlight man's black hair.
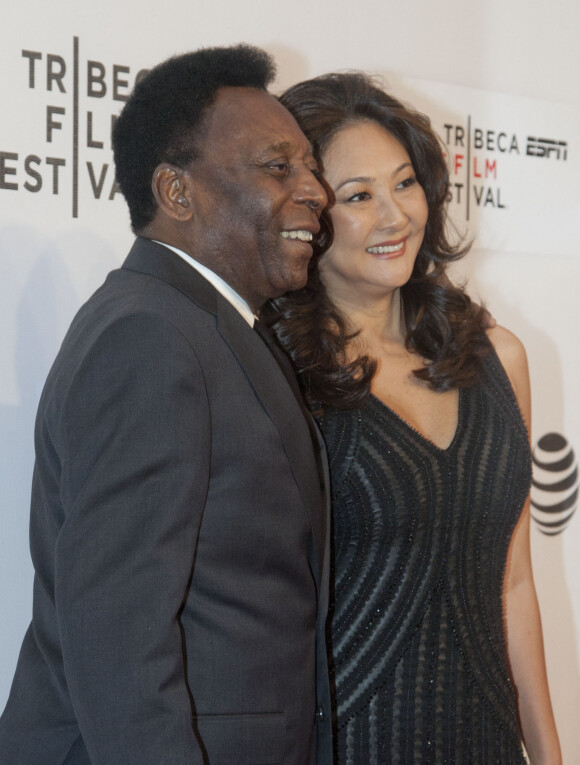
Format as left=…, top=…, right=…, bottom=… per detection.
left=112, top=44, right=276, bottom=232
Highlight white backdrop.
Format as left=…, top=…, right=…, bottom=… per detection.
left=1, top=1, right=579, bottom=761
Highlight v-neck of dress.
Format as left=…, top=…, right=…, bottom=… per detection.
left=368, top=388, right=464, bottom=454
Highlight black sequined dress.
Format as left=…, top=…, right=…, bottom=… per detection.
left=321, top=349, right=529, bottom=764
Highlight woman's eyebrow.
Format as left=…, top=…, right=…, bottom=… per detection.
left=334, top=162, right=413, bottom=191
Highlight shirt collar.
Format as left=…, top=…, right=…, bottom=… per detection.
left=153, top=241, right=255, bottom=327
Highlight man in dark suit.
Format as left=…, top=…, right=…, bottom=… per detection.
left=0, top=45, right=331, bottom=764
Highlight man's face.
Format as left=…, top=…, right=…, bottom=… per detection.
left=185, top=87, right=327, bottom=310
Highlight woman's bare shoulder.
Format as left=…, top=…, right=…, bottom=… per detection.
left=486, top=325, right=531, bottom=427
left=486, top=325, right=527, bottom=367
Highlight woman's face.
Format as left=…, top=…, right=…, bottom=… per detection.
left=319, top=120, right=428, bottom=304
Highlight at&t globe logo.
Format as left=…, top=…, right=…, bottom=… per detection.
left=531, top=433, right=578, bottom=535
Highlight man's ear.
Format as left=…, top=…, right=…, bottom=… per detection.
left=151, top=164, right=193, bottom=221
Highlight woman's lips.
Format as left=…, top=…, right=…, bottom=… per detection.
left=366, top=236, right=408, bottom=256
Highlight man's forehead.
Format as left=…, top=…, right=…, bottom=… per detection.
left=201, top=87, right=311, bottom=155
left=204, top=87, right=276, bottom=128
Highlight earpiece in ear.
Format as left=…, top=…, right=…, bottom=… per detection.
left=178, top=196, right=189, bottom=207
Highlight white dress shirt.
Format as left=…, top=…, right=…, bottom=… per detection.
left=154, top=240, right=255, bottom=327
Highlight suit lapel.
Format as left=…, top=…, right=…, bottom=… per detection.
left=121, top=238, right=327, bottom=586
left=216, top=302, right=326, bottom=583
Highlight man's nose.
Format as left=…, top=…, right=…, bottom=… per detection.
left=293, top=170, right=328, bottom=211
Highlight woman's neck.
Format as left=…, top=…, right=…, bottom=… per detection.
left=331, top=287, right=406, bottom=349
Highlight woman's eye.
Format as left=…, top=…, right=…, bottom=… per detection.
left=346, top=191, right=370, bottom=202
left=398, top=176, right=417, bottom=189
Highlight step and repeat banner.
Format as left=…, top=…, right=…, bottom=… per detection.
left=1, top=3, right=579, bottom=761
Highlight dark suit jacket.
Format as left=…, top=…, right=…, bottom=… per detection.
left=0, top=238, right=332, bottom=764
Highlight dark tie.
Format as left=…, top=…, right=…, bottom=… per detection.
left=253, top=320, right=306, bottom=407
left=253, top=319, right=327, bottom=493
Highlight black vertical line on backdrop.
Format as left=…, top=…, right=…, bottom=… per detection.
left=72, top=36, right=79, bottom=218
left=466, top=114, right=471, bottom=222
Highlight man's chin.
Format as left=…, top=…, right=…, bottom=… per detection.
left=276, top=267, right=310, bottom=296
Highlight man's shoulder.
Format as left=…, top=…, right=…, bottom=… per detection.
left=119, top=238, right=222, bottom=319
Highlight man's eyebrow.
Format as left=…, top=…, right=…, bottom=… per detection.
left=263, top=140, right=315, bottom=155
left=264, top=141, right=293, bottom=154
left=256, top=141, right=316, bottom=165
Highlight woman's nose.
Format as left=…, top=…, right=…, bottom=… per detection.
left=377, top=195, right=407, bottom=230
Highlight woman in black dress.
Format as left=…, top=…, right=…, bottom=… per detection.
left=265, top=73, right=560, bottom=764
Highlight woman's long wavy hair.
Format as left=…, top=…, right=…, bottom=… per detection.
left=262, top=72, right=490, bottom=411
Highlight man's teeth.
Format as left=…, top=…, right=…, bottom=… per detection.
left=366, top=242, right=404, bottom=254
left=281, top=230, right=313, bottom=242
